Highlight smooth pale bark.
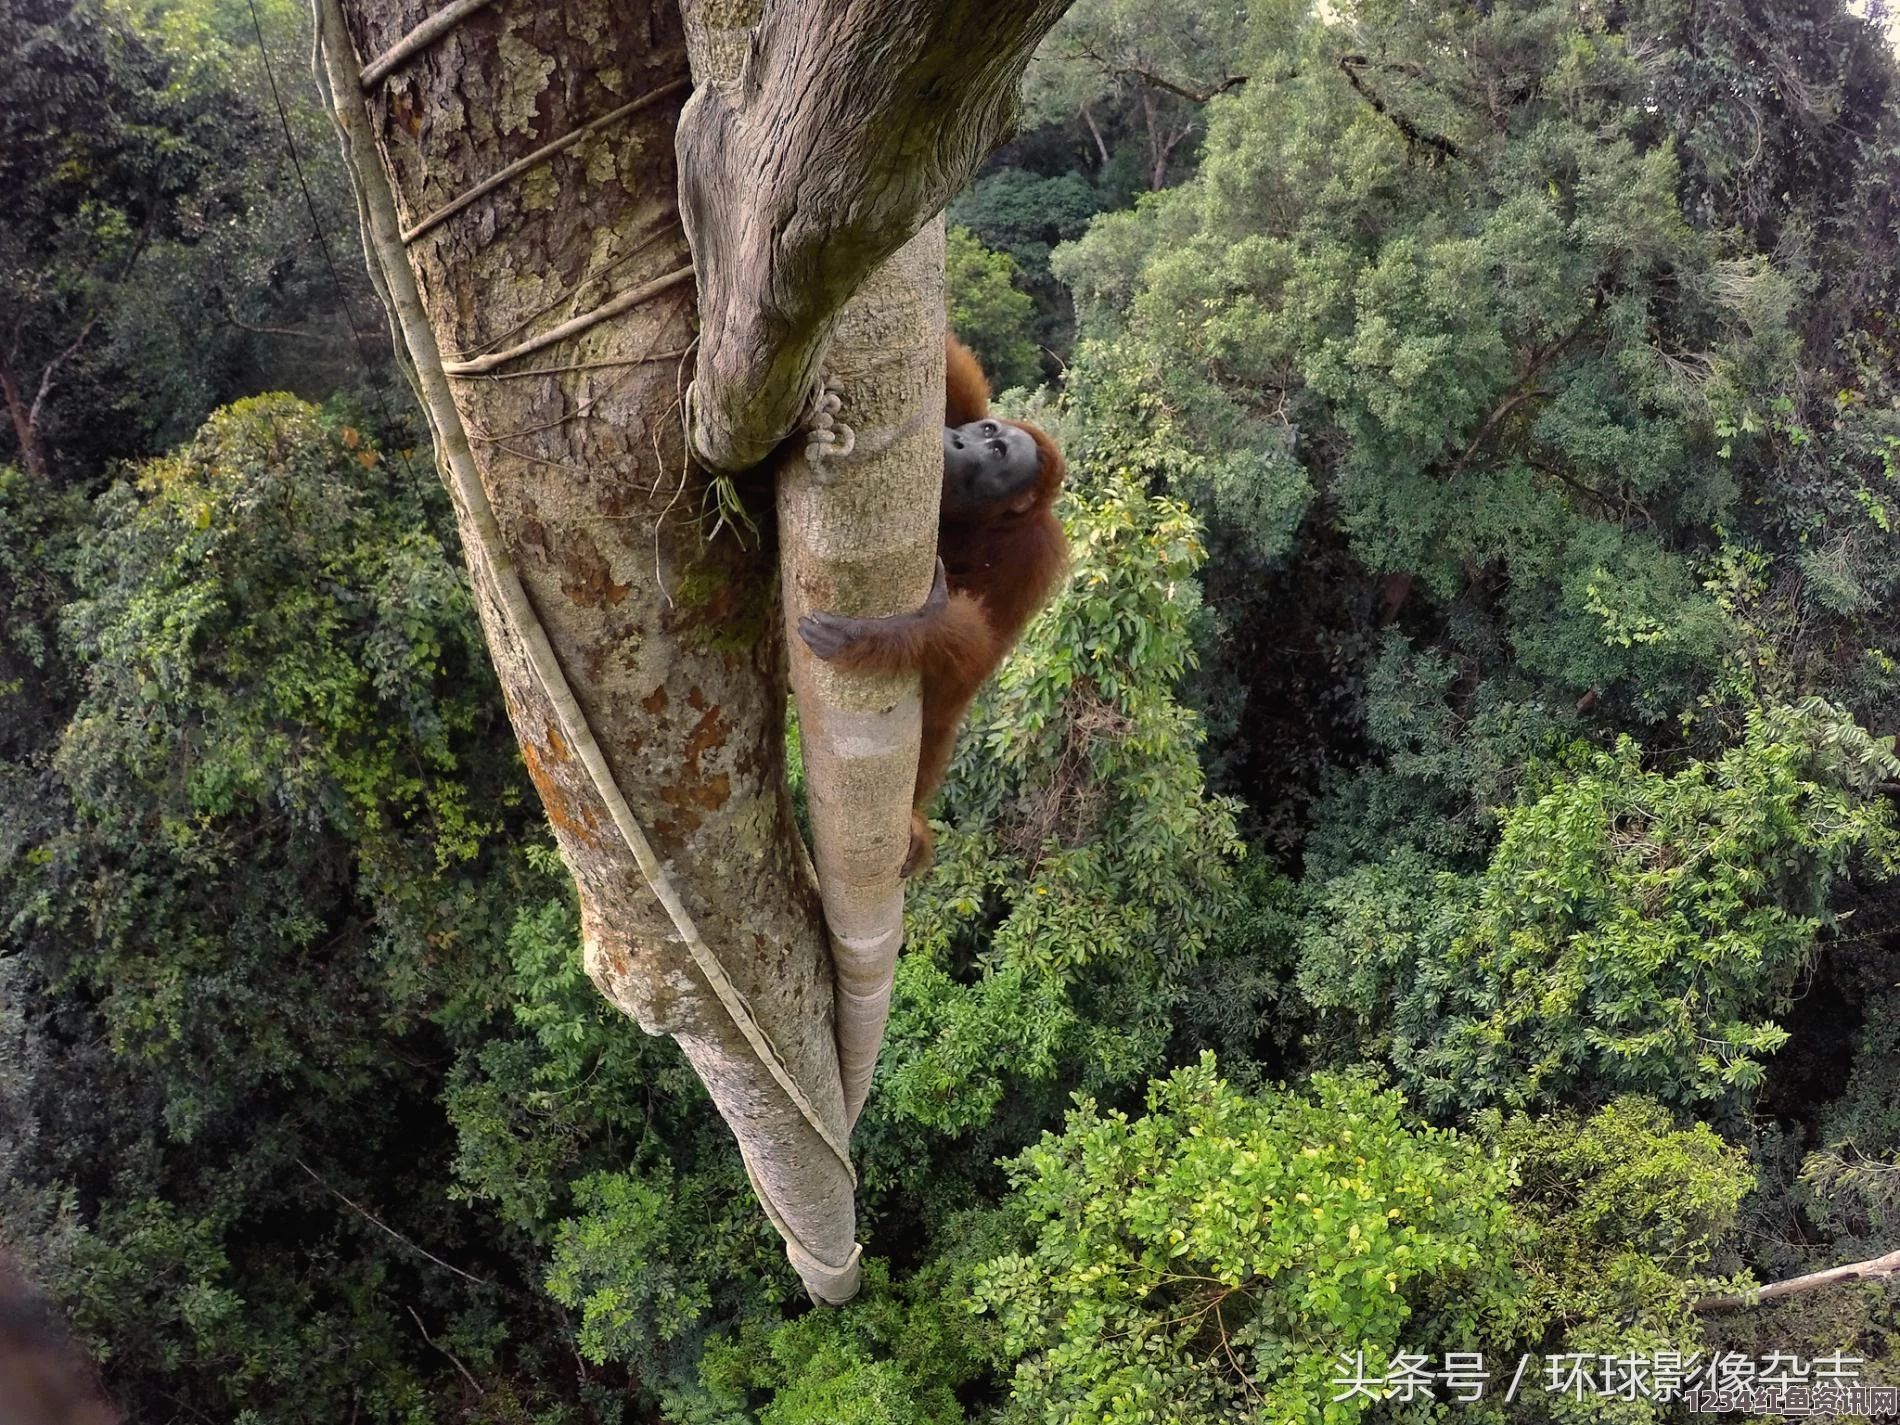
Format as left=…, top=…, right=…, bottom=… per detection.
left=781, top=228, right=945, bottom=1126
left=676, top=0, right=1068, bottom=1128
left=1693, top=1247, right=1900, bottom=1312
left=313, top=0, right=860, bottom=1300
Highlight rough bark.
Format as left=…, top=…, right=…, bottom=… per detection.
left=675, top=0, right=1072, bottom=473
left=312, top=0, right=860, bottom=1300
left=316, top=0, right=1075, bottom=1311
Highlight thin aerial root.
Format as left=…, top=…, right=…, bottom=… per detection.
left=401, top=77, right=691, bottom=244
left=443, top=267, right=695, bottom=376
left=359, top=0, right=498, bottom=88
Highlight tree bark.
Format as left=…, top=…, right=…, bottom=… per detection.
left=313, top=0, right=860, bottom=1301
left=675, top=0, right=1069, bottom=1131
left=780, top=226, right=944, bottom=1127
left=1079, top=101, right=1110, bottom=170
left=675, top=0, right=1071, bottom=474
left=1692, top=1248, right=1900, bottom=1312
left=0, top=354, right=46, bottom=480
left=315, top=0, right=1074, bottom=1310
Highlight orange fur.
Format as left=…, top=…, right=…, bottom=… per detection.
left=911, top=339, right=1069, bottom=871
left=945, top=333, right=992, bottom=426
left=908, top=342, right=1071, bottom=877
left=797, top=335, right=1069, bottom=876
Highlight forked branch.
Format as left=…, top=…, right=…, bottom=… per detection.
left=676, top=0, right=1072, bottom=472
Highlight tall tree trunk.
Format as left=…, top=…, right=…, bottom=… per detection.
left=0, top=353, right=49, bottom=480
left=1080, top=101, right=1111, bottom=170
left=676, top=0, right=1067, bottom=1129
left=1144, top=89, right=1167, bottom=190
left=313, top=0, right=861, bottom=1301
left=778, top=226, right=945, bottom=1127
left=314, top=0, right=1072, bottom=1308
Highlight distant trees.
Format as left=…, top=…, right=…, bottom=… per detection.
left=0, top=0, right=372, bottom=481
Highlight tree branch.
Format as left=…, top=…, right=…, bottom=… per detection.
left=0, top=349, right=38, bottom=477
left=1444, top=385, right=1550, bottom=479
left=294, top=1158, right=494, bottom=1288
left=21, top=212, right=154, bottom=439
left=220, top=292, right=331, bottom=340
left=27, top=309, right=102, bottom=435
left=1693, top=1248, right=1900, bottom=1312
left=1338, top=54, right=1462, bottom=160
left=1133, top=67, right=1247, bottom=103
left=1074, top=46, right=1249, bottom=104
left=1444, top=298, right=1602, bottom=479
left=406, top=1306, right=485, bottom=1396
left=677, top=0, right=1071, bottom=471
left=1079, top=101, right=1110, bottom=168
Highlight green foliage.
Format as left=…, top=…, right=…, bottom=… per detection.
left=0, top=0, right=384, bottom=478
left=0, top=395, right=615, bottom=1421
left=693, top=1255, right=1001, bottom=1425
left=8, top=0, right=1900, bottom=1415
left=1024, top=0, right=1252, bottom=129
left=1024, top=0, right=1259, bottom=197
left=43, top=393, right=502, bottom=1104
left=447, top=873, right=792, bottom=1391
left=947, top=226, right=1042, bottom=394
left=949, top=169, right=1106, bottom=367
left=950, top=170, right=1103, bottom=290
left=1492, top=1098, right=1753, bottom=1423
left=1505, top=1098, right=1752, bottom=1307
left=0, top=464, right=83, bottom=761
left=547, top=1160, right=786, bottom=1365
left=1300, top=633, right=1573, bottom=879
left=973, top=1056, right=1515, bottom=1425
left=1047, top=0, right=1900, bottom=882
left=873, top=471, right=1243, bottom=1137
left=1300, top=699, right=1900, bottom=1113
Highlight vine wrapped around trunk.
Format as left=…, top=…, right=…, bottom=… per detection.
left=314, top=0, right=1071, bottom=1306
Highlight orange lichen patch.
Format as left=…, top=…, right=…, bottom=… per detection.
left=556, top=533, right=632, bottom=608
left=642, top=686, right=668, bottom=715
left=521, top=738, right=601, bottom=847
left=544, top=721, right=570, bottom=761
left=390, top=88, right=424, bottom=137
left=681, top=696, right=726, bottom=779
left=657, top=772, right=732, bottom=832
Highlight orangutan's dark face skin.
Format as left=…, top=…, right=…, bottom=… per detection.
left=942, top=419, right=1041, bottom=516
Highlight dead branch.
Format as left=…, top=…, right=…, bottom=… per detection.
left=1692, top=1247, right=1900, bottom=1313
